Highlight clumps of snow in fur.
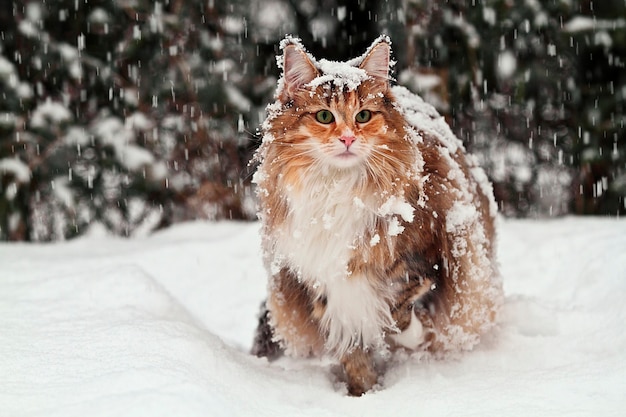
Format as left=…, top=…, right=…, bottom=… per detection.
left=378, top=195, right=415, bottom=222
left=387, top=217, right=405, bottom=237
left=446, top=201, right=479, bottom=258
left=377, top=195, right=414, bottom=237
left=307, top=61, right=368, bottom=91
left=393, top=84, right=497, bottom=222
left=392, top=85, right=461, bottom=152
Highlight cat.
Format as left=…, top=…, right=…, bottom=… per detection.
left=251, top=35, right=503, bottom=396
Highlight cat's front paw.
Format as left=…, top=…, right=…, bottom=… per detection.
left=345, top=371, right=378, bottom=397
left=340, top=347, right=379, bottom=396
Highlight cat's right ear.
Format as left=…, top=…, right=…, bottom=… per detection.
left=281, top=45, right=318, bottom=101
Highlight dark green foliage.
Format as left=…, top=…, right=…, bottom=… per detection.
left=0, top=0, right=258, bottom=241
left=400, top=0, right=625, bottom=216
left=1, top=0, right=623, bottom=241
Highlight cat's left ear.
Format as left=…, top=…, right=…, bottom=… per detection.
left=360, top=41, right=391, bottom=84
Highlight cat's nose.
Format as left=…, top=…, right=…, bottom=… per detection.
left=339, top=135, right=356, bottom=148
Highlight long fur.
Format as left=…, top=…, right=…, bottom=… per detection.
left=252, top=36, right=503, bottom=395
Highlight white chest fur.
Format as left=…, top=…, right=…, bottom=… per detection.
left=273, top=172, right=370, bottom=282
left=272, top=171, right=398, bottom=356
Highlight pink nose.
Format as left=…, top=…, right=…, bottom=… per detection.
left=340, top=135, right=356, bottom=148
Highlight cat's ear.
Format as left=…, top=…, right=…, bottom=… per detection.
left=360, top=41, right=391, bottom=83
left=282, top=45, right=318, bottom=100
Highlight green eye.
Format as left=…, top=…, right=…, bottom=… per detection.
left=315, top=110, right=335, bottom=124
left=355, top=110, right=372, bottom=123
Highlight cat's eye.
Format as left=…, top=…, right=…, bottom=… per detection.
left=315, top=110, right=335, bottom=124
left=355, top=110, right=372, bottom=123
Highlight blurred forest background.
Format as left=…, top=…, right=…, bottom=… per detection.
left=0, top=0, right=624, bottom=241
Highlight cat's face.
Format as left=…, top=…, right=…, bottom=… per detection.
left=281, top=82, right=394, bottom=170
left=265, top=39, right=411, bottom=178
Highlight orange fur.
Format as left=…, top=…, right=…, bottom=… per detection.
left=252, top=36, right=502, bottom=396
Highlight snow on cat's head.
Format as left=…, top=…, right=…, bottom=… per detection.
left=276, top=35, right=393, bottom=100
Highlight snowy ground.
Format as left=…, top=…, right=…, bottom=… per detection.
left=1, top=218, right=625, bottom=416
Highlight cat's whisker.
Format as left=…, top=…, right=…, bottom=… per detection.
left=366, top=153, right=404, bottom=177
left=268, top=143, right=320, bottom=160
left=271, top=141, right=312, bottom=148
left=368, top=146, right=408, bottom=166
left=362, top=159, right=391, bottom=191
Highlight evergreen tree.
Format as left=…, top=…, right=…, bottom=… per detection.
left=2, top=0, right=624, bottom=242
left=0, top=0, right=257, bottom=241
left=399, top=0, right=577, bottom=216
left=398, top=0, right=625, bottom=216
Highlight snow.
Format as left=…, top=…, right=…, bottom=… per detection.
left=377, top=195, right=415, bottom=222
left=252, top=0, right=296, bottom=41
left=64, top=126, right=90, bottom=146
left=18, top=20, right=39, bottom=38
left=125, top=112, right=153, bottom=131
left=446, top=201, right=479, bottom=235
left=0, top=56, right=16, bottom=79
left=0, top=157, right=31, bottom=183
left=398, top=69, right=442, bottom=91
left=386, top=216, right=405, bottom=237
left=0, top=112, right=16, bottom=130
left=88, top=8, right=111, bottom=25
left=58, top=43, right=83, bottom=80
left=497, top=50, right=517, bottom=79
left=482, top=7, right=496, bottom=26
left=563, top=16, right=626, bottom=33
left=392, top=85, right=461, bottom=153
left=397, top=69, right=449, bottom=112
left=93, top=116, right=155, bottom=171
left=309, top=61, right=368, bottom=91
left=225, top=84, right=252, bottom=112
left=221, top=16, right=246, bottom=35
left=277, top=35, right=392, bottom=94
left=30, top=99, right=73, bottom=129
left=309, top=16, right=336, bottom=42
left=1, top=218, right=625, bottom=416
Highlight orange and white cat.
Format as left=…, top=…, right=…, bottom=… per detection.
left=251, top=36, right=502, bottom=396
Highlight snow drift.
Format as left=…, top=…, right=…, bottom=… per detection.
left=1, top=218, right=625, bottom=416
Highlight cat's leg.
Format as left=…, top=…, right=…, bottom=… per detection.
left=340, top=347, right=378, bottom=396
left=389, top=275, right=435, bottom=350
left=336, top=274, right=438, bottom=394
left=265, top=269, right=325, bottom=357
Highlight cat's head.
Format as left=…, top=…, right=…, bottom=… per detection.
left=263, top=36, right=413, bottom=179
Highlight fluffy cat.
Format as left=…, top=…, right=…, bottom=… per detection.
left=251, top=35, right=502, bottom=396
